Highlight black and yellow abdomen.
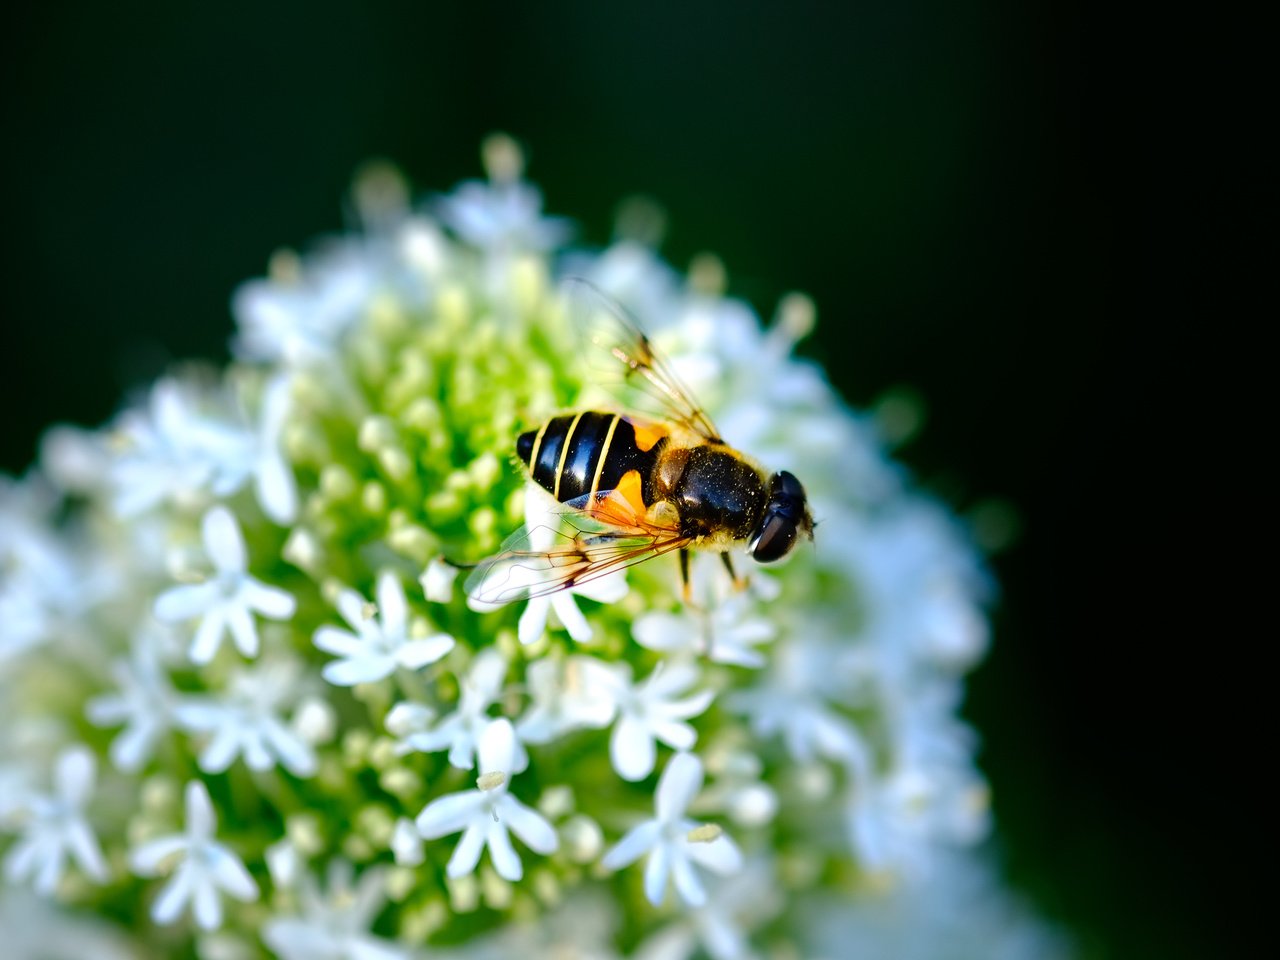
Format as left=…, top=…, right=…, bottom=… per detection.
left=517, top=412, right=667, bottom=505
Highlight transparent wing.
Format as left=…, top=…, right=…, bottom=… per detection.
left=563, top=276, right=722, bottom=442
left=465, top=489, right=690, bottom=607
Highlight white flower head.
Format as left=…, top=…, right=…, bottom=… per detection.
left=154, top=505, right=296, bottom=664
left=129, top=780, right=259, bottom=931
left=173, top=658, right=317, bottom=777
left=313, top=570, right=455, bottom=686
left=603, top=661, right=715, bottom=782
left=601, top=752, right=742, bottom=908
left=415, top=718, right=558, bottom=882
left=2, top=746, right=108, bottom=894
left=263, top=860, right=409, bottom=960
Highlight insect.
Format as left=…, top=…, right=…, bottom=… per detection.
left=465, top=278, right=814, bottom=607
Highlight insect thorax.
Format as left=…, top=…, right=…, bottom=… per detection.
left=668, top=445, right=767, bottom=542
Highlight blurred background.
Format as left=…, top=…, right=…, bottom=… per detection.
left=1, top=2, right=1233, bottom=956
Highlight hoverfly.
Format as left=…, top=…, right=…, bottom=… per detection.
left=465, top=278, right=814, bottom=607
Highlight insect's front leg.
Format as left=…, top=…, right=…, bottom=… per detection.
left=679, top=548, right=692, bottom=605
left=720, top=552, right=748, bottom=592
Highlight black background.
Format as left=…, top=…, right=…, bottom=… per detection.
left=1, top=3, right=1246, bottom=956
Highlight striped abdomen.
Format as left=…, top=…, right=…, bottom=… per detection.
left=517, top=411, right=666, bottom=505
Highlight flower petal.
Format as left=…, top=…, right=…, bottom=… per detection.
left=151, top=865, right=195, bottom=924
left=643, top=841, right=671, bottom=906
left=312, top=626, right=365, bottom=658
left=189, top=609, right=227, bottom=664
left=670, top=852, right=707, bottom=906
left=650, top=718, right=698, bottom=751
left=610, top=714, right=656, bottom=782
left=255, top=450, right=298, bottom=525
left=501, top=796, right=558, bottom=855
left=396, top=634, right=455, bottom=670
left=65, top=819, right=108, bottom=882
left=129, top=835, right=187, bottom=874
left=225, top=603, right=259, bottom=658
left=477, top=718, right=518, bottom=777
left=184, top=780, right=216, bottom=839
left=416, top=791, right=485, bottom=838
left=192, top=871, right=223, bottom=930
left=323, top=655, right=394, bottom=687
left=600, top=820, right=660, bottom=871
left=486, top=820, right=522, bottom=881
left=203, top=506, right=246, bottom=574
left=550, top=593, right=591, bottom=643
left=242, top=578, right=296, bottom=620
left=446, top=822, right=486, bottom=878
left=155, top=582, right=219, bottom=622
left=685, top=832, right=743, bottom=874
left=656, top=752, right=704, bottom=822
left=197, top=725, right=241, bottom=774
left=211, top=848, right=259, bottom=901
left=517, top=596, right=550, bottom=646
left=376, top=571, right=407, bottom=635
left=54, top=746, right=95, bottom=807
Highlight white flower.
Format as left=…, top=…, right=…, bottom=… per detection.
left=601, top=752, right=742, bottom=907
left=602, top=661, right=715, bottom=782
left=419, top=555, right=458, bottom=603
left=231, top=247, right=376, bottom=366
left=414, top=719, right=558, bottom=881
left=633, top=859, right=782, bottom=960
left=129, top=780, right=259, bottom=930
left=108, top=377, right=291, bottom=521
left=515, top=655, right=617, bottom=745
left=154, top=506, right=296, bottom=664
left=633, top=594, right=775, bottom=669
left=173, top=658, right=318, bottom=777
left=85, top=634, right=177, bottom=772
left=2, top=746, right=108, bottom=894
left=395, top=649, right=520, bottom=770
left=262, top=861, right=409, bottom=960
left=313, top=571, right=454, bottom=686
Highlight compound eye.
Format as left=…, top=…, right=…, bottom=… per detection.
left=751, top=513, right=797, bottom=563
left=772, top=470, right=806, bottom=500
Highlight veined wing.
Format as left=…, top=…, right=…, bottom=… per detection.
left=563, top=277, right=722, bottom=443
left=465, top=487, right=690, bottom=607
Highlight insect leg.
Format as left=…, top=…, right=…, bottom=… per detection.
left=679, top=548, right=692, bottom=604
left=720, top=552, right=748, bottom=592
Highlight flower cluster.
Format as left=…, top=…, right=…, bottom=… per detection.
left=0, top=137, right=1064, bottom=957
